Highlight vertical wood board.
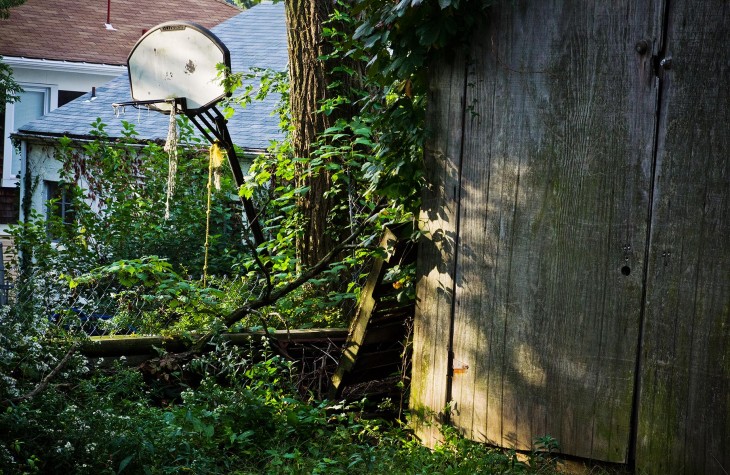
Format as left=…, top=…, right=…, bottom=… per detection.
left=636, top=0, right=730, bottom=473
left=411, top=49, right=467, bottom=446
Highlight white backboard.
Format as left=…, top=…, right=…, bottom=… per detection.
left=127, top=21, right=230, bottom=114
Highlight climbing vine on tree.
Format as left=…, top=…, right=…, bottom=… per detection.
left=235, top=0, right=494, bottom=258
left=212, top=0, right=496, bottom=327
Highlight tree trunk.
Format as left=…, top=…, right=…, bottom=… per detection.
left=285, top=0, right=354, bottom=268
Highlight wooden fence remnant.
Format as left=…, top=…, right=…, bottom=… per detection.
left=82, top=328, right=348, bottom=358
left=411, top=0, right=729, bottom=473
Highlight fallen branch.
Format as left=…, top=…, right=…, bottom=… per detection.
left=222, top=206, right=383, bottom=328
left=2, top=344, right=78, bottom=407
left=188, top=203, right=384, bottom=354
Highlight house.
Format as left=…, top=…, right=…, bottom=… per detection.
left=0, top=0, right=242, bottom=243
left=12, top=1, right=286, bottom=229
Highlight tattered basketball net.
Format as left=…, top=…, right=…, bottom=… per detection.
left=112, top=104, right=126, bottom=118
left=112, top=103, right=151, bottom=123
left=163, top=105, right=179, bottom=220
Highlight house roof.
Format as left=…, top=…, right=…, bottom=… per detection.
left=16, top=2, right=287, bottom=152
left=0, top=0, right=240, bottom=66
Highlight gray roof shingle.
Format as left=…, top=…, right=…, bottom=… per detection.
left=17, top=2, right=287, bottom=152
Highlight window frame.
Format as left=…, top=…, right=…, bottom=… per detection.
left=2, top=83, right=57, bottom=188
left=44, top=180, right=76, bottom=231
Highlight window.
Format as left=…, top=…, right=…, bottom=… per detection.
left=3, top=84, right=52, bottom=187
left=45, top=180, right=75, bottom=226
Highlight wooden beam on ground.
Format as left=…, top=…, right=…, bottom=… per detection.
left=81, top=328, right=348, bottom=357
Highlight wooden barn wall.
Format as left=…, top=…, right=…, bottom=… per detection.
left=411, top=0, right=729, bottom=472
left=635, top=0, right=730, bottom=473
left=411, top=49, right=467, bottom=445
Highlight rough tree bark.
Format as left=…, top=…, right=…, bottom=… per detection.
left=285, top=0, right=357, bottom=268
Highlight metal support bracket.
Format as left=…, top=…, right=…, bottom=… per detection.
left=185, top=106, right=265, bottom=247
left=111, top=98, right=266, bottom=247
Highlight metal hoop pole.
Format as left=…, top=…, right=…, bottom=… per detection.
left=110, top=98, right=266, bottom=247
left=212, top=108, right=265, bottom=247
left=183, top=106, right=265, bottom=247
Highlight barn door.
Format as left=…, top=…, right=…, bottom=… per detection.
left=412, top=0, right=729, bottom=469
left=443, top=1, right=660, bottom=463
left=634, top=1, right=730, bottom=472
left=414, top=0, right=661, bottom=462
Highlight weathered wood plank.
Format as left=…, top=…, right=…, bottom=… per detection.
left=329, top=228, right=398, bottom=397
left=445, top=0, right=658, bottom=462
left=636, top=0, right=730, bottom=473
left=411, top=48, right=467, bottom=446
left=330, top=229, right=398, bottom=398
left=329, top=225, right=416, bottom=398
left=446, top=19, right=497, bottom=445
left=82, top=328, right=348, bottom=357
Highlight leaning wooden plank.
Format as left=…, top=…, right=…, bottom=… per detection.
left=329, top=228, right=401, bottom=398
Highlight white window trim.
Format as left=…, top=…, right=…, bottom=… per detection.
left=3, top=83, right=57, bottom=187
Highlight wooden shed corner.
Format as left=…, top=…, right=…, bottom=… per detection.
left=410, top=1, right=729, bottom=474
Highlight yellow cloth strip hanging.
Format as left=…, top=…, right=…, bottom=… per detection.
left=203, top=142, right=225, bottom=286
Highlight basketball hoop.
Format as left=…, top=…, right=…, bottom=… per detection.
left=127, top=22, right=230, bottom=114
left=112, top=21, right=265, bottom=246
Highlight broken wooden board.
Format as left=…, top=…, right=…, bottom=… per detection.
left=329, top=225, right=416, bottom=399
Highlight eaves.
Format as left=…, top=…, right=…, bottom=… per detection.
left=12, top=131, right=269, bottom=160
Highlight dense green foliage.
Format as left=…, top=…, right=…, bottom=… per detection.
left=225, top=0, right=496, bottom=300
left=0, top=2, right=576, bottom=474
left=0, top=313, right=560, bottom=474
left=8, top=0, right=496, bottom=336
left=10, top=119, right=261, bottom=334
left=15, top=118, right=246, bottom=278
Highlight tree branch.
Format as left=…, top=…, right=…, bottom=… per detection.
left=223, top=205, right=383, bottom=328
left=2, top=344, right=78, bottom=407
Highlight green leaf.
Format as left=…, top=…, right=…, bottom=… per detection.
left=118, top=454, right=134, bottom=474
left=353, top=22, right=374, bottom=40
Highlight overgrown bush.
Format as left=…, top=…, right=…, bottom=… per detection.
left=1, top=335, right=562, bottom=474
left=10, top=109, right=371, bottom=335
left=15, top=118, right=247, bottom=279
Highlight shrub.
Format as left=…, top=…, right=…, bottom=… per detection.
left=1, top=333, right=562, bottom=474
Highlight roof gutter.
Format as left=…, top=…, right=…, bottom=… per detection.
left=2, top=56, right=126, bottom=75
left=12, top=130, right=269, bottom=159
